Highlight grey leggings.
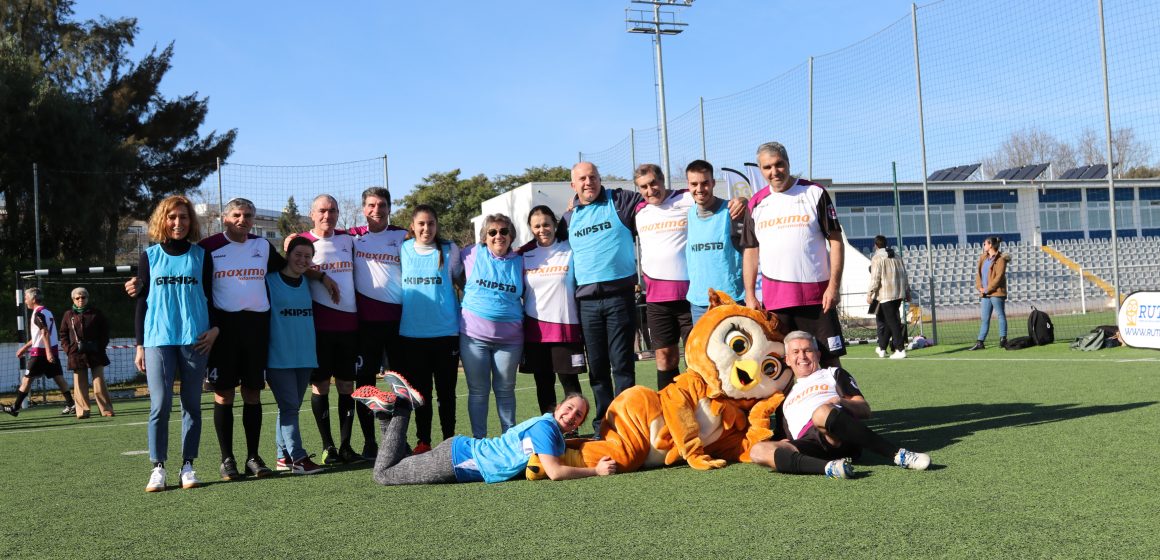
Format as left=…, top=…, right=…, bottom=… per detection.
left=372, top=403, right=457, bottom=486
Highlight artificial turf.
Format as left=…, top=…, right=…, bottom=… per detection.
left=1, top=341, right=1157, bottom=559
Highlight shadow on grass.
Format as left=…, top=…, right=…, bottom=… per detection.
left=867, top=400, right=1158, bottom=454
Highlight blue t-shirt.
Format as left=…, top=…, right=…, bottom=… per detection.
left=450, top=413, right=565, bottom=483
left=462, top=247, right=524, bottom=323
left=266, top=273, right=318, bottom=369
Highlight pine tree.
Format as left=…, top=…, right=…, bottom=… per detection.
left=278, top=195, right=304, bottom=237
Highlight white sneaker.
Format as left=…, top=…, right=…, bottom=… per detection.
left=895, top=449, right=931, bottom=471
left=824, top=458, right=853, bottom=479
left=875, top=347, right=887, bottom=358
left=890, top=350, right=907, bottom=359
left=145, top=466, right=166, bottom=492
left=179, top=462, right=201, bottom=489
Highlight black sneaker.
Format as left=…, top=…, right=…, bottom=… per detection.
left=362, top=442, right=379, bottom=461
left=245, top=456, right=274, bottom=478
left=321, top=446, right=342, bottom=465
left=2, top=404, right=17, bottom=417
left=219, top=457, right=243, bottom=481
left=338, top=446, right=364, bottom=464
left=968, top=341, right=985, bottom=351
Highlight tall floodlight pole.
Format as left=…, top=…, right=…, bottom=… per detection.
left=626, top=0, right=692, bottom=187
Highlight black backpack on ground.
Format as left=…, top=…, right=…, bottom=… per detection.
left=1028, top=306, right=1055, bottom=345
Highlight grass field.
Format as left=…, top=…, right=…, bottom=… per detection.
left=2, top=341, right=1158, bottom=559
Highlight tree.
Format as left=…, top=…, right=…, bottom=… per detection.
left=1124, top=165, right=1160, bottom=179
left=1, top=1, right=235, bottom=262
left=336, top=196, right=365, bottom=231
left=278, top=195, right=304, bottom=237
left=390, top=169, right=498, bottom=247
left=981, top=127, right=1076, bottom=179
left=1076, top=127, right=1153, bottom=177
left=493, top=165, right=572, bottom=194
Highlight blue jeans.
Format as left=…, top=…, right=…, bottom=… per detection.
left=578, top=292, right=638, bottom=435
left=689, top=304, right=709, bottom=326
left=978, top=296, right=1008, bottom=340
left=268, top=367, right=312, bottom=461
left=460, top=336, right=522, bottom=438
left=145, top=345, right=207, bottom=464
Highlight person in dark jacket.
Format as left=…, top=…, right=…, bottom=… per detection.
left=59, top=287, right=114, bottom=418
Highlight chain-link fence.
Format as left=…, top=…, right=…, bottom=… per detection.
left=581, top=0, right=1160, bottom=346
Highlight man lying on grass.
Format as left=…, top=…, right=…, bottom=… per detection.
left=750, top=330, right=932, bottom=479
left=353, top=373, right=617, bottom=485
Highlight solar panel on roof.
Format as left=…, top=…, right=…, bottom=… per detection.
left=1060, top=166, right=1085, bottom=179
left=928, top=168, right=950, bottom=181
left=1079, top=164, right=1108, bottom=179
left=994, top=168, right=1017, bottom=180
left=950, top=163, right=980, bottom=181
left=1007, top=163, right=1049, bottom=181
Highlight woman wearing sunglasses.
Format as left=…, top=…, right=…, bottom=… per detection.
left=460, top=213, right=525, bottom=437
left=398, top=205, right=464, bottom=453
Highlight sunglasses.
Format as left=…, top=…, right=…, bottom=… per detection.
left=487, top=228, right=511, bottom=238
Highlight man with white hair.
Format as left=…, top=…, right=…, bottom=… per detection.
left=750, top=330, right=931, bottom=479
left=4, top=288, right=76, bottom=417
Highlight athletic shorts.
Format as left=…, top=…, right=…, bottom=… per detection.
left=772, top=304, right=847, bottom=360
left=645, top=300, right=694, bottom=348
left=207, top=310, right=270, bottom=391
left=789, top=425, right=862, bottom=461
left=519, top=341, right=587, bottom=375
left=312, top=330, right=358, bottom=383
left=25, top=355, right=64, bottom=378
left=356, top=320, right=401, bottom=383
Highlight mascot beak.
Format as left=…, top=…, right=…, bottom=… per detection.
left=730, top=359, right=761, bottom=391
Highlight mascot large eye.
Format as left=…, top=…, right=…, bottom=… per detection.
left=762, top=358, right=783, bottom=380
left=726, top=330, right=751, bottom=355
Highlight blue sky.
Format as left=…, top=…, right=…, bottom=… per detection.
left=71, top=0, right=926, bottom=197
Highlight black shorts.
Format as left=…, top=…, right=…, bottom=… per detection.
left=645, top=300, right=693, bottom=348
left=519, top=342, right=587, bottom=375
left=789, top=425, right=862, bottom=461
left=313, top=330, right=358, bottom=383
left=772, top=304, right=847, bottom=360
left=356, top=320, right=401, bottom=382
left=207, top=310, right=270, bottom=391
left=25, top=355, right=64, bottom=378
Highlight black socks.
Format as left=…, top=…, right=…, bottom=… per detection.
left=772, top=446, right=828, bottom=474
left=823, top=407, right=897, bottom=458
left=214, top=403, right=234, bottom=460
left=338, top=393, right=355, bottom=449
left=312, top=394, right=334, bottom=450
left=242, top=403, right=262, bottom=459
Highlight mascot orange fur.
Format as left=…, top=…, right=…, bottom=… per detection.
left=526, top=290, right=790, bottom=479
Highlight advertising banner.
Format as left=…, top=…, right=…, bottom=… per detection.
left=1118, top=291, right=1160, bottom=349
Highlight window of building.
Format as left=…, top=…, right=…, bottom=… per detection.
left=1039, top=202, right=1082, bottom=232
left=964, top=203, right=1018, bottom=235
left=1140, top=200, right=1160, bottom=229
left=1087, top=201, right=1135, bottom=229
left=835, top=206, right=896, bottom=239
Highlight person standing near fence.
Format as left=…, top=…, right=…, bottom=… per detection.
left=632, top=163, right=695, bottom=390
left=518, top=205, right=585, bottom=416
left=3, top=287, right=77, bottom=418
left=866, top=235, right=911, bottom=359
left=557, top=162, right=643, bottom=435
left=266, top=236, right=326, bottom=475
left=301, top=194, right=362, bottom=465
left=741, top=142, right=847, bottom=367
left=348, top=187, right=408, bottom=459
left=397, top=204, right=463, bottom=454
left=59, top=287, right=113, bottom=418
left=461, top=213, right=524, bottom=438
left=684, top=159, right=747, bottom=326
left=134, top=195, right=217, bottom=492
left=970, top=236, right=1010, bottom=350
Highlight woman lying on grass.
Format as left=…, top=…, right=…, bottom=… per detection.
left=353, top=375, right=616, bottom=484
